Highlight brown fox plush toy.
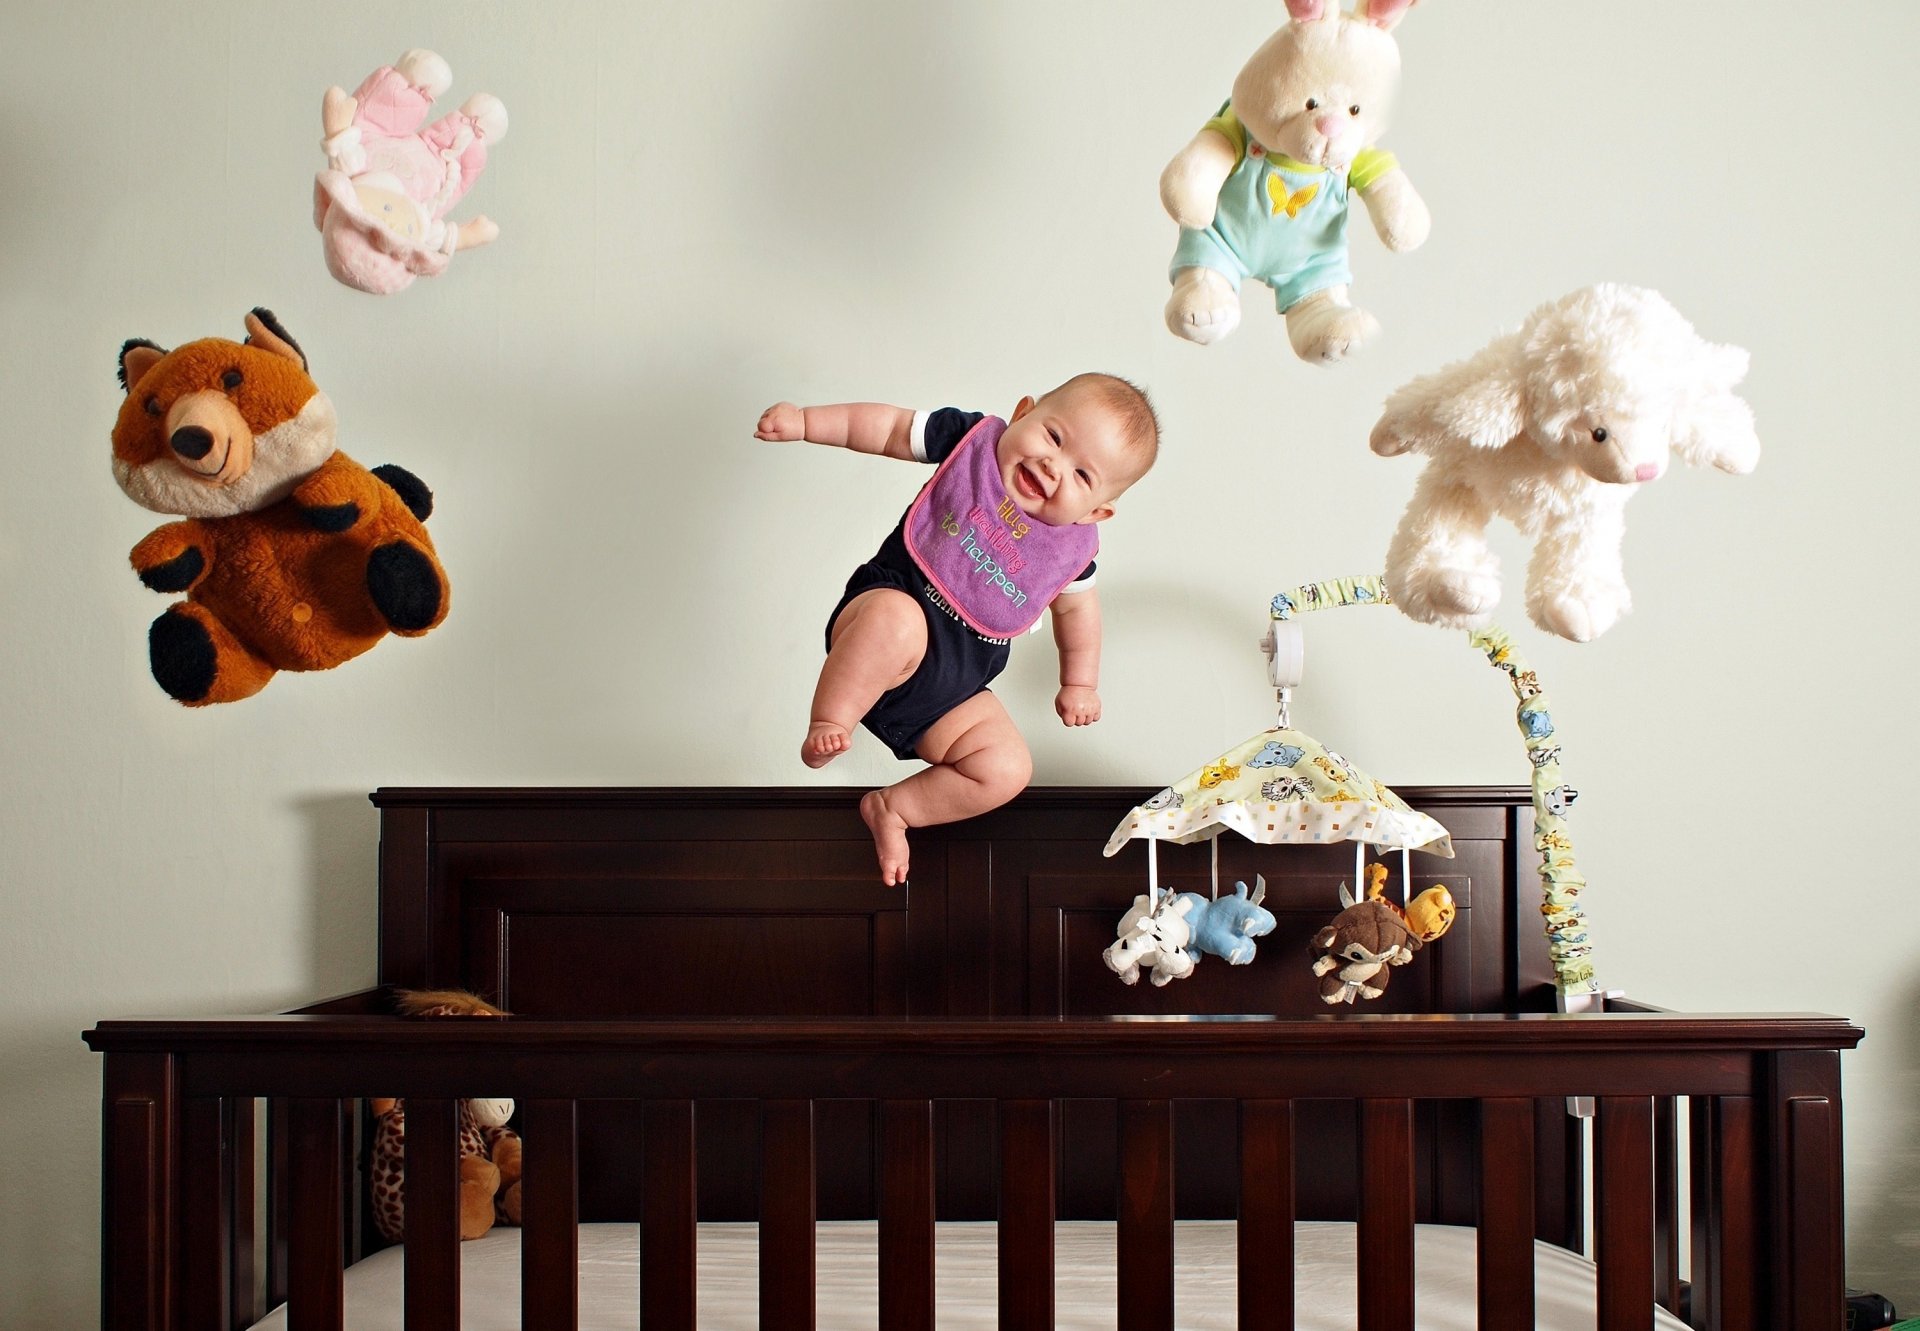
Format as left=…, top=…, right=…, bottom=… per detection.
left=369, top=989, right=522, bottom=1243
left=112, top=309, right=449, bottom=704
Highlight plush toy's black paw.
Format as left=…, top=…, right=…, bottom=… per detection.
left=149, top=607, right=217, bottom=703
left=367, top=542, right=444, bottom=632
left=304, top=501, right=360, bottom=533
left=138, top=547, right=204, bottom=593
left=371, top=464, right=434, bottom=521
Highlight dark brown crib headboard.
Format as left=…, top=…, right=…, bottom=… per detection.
left=368, top=786, right=1555, bottom=1227
left=370, top=785, right=1545, bottom=1022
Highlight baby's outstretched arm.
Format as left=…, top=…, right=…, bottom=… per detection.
left=755, top=402, right=915, bottom=460
left=1051, top=588, right=1103, bottom=727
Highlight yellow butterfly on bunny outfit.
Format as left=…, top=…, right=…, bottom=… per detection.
left=1266, top=173, right=1320, bottom=219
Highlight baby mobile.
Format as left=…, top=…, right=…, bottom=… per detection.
left=1102, top=575, right=1599, bottom=1003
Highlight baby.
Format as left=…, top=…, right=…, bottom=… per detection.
left=756, top=374, right=1160, bottom=885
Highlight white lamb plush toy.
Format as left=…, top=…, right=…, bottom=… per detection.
left=1371, top=284, right=1760, bottom=642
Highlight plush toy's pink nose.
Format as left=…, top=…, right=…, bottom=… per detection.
left=1634, top=462, right=1659, bottom=482
left=1315, top=113, right=1348, bottom=140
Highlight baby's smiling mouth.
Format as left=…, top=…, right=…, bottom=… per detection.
left=1014, top=462, right=1048, bottom=502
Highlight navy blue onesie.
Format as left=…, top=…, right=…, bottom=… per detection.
left=825, top=408, right=1096, bottom=759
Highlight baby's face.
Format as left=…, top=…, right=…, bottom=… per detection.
left=996, top=387, right=1137, bottom=527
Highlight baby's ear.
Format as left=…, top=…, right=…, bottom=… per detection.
left=1009, top=394, right=1037, bottom=422
left=1080, top=502, right=1117, bottom=525
left=1353, top=0, right=1416, bottom=30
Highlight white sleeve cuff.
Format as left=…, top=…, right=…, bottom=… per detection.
left=322, top=126, right=366, bottom=174
left=909, top=409, right=931, bottom=462
left=1059, top=572, right=1097, bottom=595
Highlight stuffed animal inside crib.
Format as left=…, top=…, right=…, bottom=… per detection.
left=1160, top=0, right=1429, bottom=363
left=1372, top=283, right=1760, bottom=642
left=315, top=49, right=508, bottom=294
left=369, top=989, right=522, bottom=1243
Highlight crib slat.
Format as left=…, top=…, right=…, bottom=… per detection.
left=181, top=1097, right=235, bottom=1331
left=1238, top=1099, right=1294, bottom=1331
left=643, top=1099, right=697, bottom=1329
left=1357, top=1099, right=1415, bottom=1331
left=402, top=1098, right=461, bottom=1331
left=1596, top=1096, right=1654, bottom=1331
left=287, top=1099, right=345, bottom=1331
left=1117, top=1099, right=1174, bottom=1331
left=522, top=1099, right=579, bottom=1331
left=1477, top=1098, right=1535, bottom=1331
left=761, top=1099, right=815, bottom=1330
left=268, top=1098, right=291, bottom=1313
left=1654, top=1098, right=1680, bottom=1313
left=1687, top=1097, right=1714, bottom=1331
left=230, top=1099, right=259, bottom=1330
left=999, top=1099, right=1054, bottom=1330
left=880, top=1099, right=935, bottom=1331
left=1712, top=1097, right=1759, bottom=1331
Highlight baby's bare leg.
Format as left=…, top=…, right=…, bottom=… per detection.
left=860, top=691, right=1033, bottom=886
left=805, top=588, right=927, bottom=768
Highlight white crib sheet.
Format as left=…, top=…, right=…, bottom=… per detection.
left=248, top=1220, right=1690, bottom=1330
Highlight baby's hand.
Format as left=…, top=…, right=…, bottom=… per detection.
left=755, top=402, right=806, bottom=442
left=1056, top=685, right=1102, bottom=727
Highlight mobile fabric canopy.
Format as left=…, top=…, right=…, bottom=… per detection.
left=1102, top=725, right=1454, bottom=859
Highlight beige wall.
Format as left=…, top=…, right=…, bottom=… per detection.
left=3, top=1, right=1916, bottom=1322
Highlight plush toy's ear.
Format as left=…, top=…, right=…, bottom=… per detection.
left=1444, top=365, right=1528, bottom=450
left=119, top=339, right=166, bottom=394
left=243, top=308, right=308, bottom=370
left=1312, top=926, right=1338, bottom=950
left=1285, top=0, right=1338, bottom=22
left=1353, top=0, right=1417, bottom=30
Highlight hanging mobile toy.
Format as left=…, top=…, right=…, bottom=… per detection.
left=1104, top=577, right=1454, bottom=990
left=1309, top=863, right=1455, bottom=1005
left=1103, top=575, right=1600, bottom=1004
left=314, top=50, right=508, bottom=295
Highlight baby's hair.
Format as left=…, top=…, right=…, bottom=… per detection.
left=1049, top=372, right=1161, bottom=480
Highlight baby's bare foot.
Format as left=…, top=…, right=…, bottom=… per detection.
left=802, top=721, right=851, bottom=769
left=859, top=789, right=910, bottom=886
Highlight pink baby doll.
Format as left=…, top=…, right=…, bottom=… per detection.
left=314, top=49, right=508, bottom=295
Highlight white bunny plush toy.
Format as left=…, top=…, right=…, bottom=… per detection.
left=1372, top=284, right=1761, bottom=642
left=1161, top=0, right=1429, bottom=364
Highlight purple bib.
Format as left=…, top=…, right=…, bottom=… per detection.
left=903, top=415, right=1098, bottom=639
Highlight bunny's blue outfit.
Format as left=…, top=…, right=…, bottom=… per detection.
left=1170, top=105, right=1399, bottom=313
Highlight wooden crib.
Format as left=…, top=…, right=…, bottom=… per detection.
left=85, top=786, right=1862, bottom=1330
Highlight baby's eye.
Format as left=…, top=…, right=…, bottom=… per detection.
left=1047, top=427, right=1061, bottom=445
left=1076, top=469, right=1090, bottom=485
left=221, top=368, right=243, bottom=391
left=1305, top=98, right=1320, bottom=111
left=144, top=396, right=162, bottom=417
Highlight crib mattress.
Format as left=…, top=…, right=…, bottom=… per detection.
left=248, top=1220, right=1690, bottom=1330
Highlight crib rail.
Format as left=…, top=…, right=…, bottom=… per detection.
left=87, top=1010, right=1859, bottom=1331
